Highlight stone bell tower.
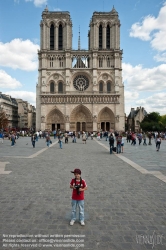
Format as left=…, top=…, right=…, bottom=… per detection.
left=36, top=6, right=125, bottom=132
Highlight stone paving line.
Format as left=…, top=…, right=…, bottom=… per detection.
left=0, top=137, right=58, bottom=158
left=0, top=137, right=166, bottom=250
left=96, top=137, right=166, bottom=183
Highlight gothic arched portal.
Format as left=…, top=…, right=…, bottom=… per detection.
left=98, top=107, right=115, bottom=131
left=46, top=108, right=65, bottom=131
left=70, top=105, right=93, bottom=132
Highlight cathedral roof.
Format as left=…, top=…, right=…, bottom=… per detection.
left=73, top=58, right=87, bottom=68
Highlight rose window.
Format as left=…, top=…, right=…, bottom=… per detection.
left=73, top=75, right=89, bottom=91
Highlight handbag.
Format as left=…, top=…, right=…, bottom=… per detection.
left=113, top=147, right=116, bottom=152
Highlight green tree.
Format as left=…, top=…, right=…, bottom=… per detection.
left=140, top=112, right=164, bottom=131
left=160, top=115, right=166, bottom=130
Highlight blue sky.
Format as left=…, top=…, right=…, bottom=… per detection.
left=0, top=0, right=166, bottom=115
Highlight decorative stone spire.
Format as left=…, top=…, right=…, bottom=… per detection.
left=44, top=5, right=48, bottom=12
left=78, top=26, right=80, bottom=50
left=110, top=5, right=118, bottom=15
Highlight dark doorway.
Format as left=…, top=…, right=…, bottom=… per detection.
left=52, top=124, right=55, bottom=131
left=57, top=124, right=60, bottom=130
left=101, top=122, right=105, bottom=131
left=82, top=122, right=86, bottom=132
left=106, top=122, right=110, bottom=131
left=77, top=122, right=80, bottom=132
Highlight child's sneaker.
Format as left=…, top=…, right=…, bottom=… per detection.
left=80, top=221, right=85, bottom=226
left=70, top=220, right=75, bottom=226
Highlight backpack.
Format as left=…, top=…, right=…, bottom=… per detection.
left=109, top=136, right=114, bottom=143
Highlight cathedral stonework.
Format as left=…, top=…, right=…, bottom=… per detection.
left=36, top=6, right=125, bottom=132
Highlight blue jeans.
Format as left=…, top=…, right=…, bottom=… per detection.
left=59, top=141, right=62, bottom=148
left=36, top=136, right=38, bottom=141
left=47, top=140, right=50, bottom=147
left=11, top=139, right=15, bottom=146
left=54, top=134, right=56, bottom=139
left=71, top=200, right=84, bottom=222
left=110, top=145, right=113, bottom=154
left=117, top=144, right=121, bottom=153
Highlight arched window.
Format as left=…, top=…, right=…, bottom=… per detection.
left=99, top=82, right=103, bottom=93
left=106, top=25, right=110, bottom=49
left=99, top=57, right=103, bottom=68
left=50, top=82, right=54, bottom=93
left=58, top=82, right=63, bottom=93
left=50, top=58, right=53, bottom=67
left=50, top=24, right=54, bottom=50
left=99, top=25, right=102, bottom=49
left=107, top=81, right=111, bottom=93
left=58, top=24, right=63, bottom=50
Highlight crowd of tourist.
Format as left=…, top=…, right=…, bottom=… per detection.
left=0, top=129, right=165, bottom=152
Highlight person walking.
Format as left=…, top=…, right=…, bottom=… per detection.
left=46, top=134, right=51, bottom=147
left=109, top=133, right=114, bottom=154
left=35, top=131, right=39, bottom=142
left=97, top=132, right=100, bottom=140
left=137, top=133, right=142, bottom=145
left=116, top=133, right=122, bottom=154
left=0, top=131, right=4, bottom=144
left=156, top=134, right=161, bottom=151
left=53, top=130, right=56, bottom=139
left=82, top=131, right=87, bottom=144
left=70, top=168, right=87, bottom=226
left=121, top=137, right=124, bottom=153
left=59, top=133, right=63, bottom=149
left=131, top=133, right=136, bottom=146
left=31, top=134, right=36, bottom=148
left=142, top=132, right=147, bottom=145
left=126, top=132, right=131, bottom=143
left=105, top=131, right=108, bottom=141
left=148, top=132, right=152, bottom=145
left=72, top=131, right=76, bottom=143
left=64, top=131, right=68, bottom=144
left=11, top=133, right=15, bottom=147
left=39, top=130, right=42, bottom=139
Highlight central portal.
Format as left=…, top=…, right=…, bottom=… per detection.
left=70, top=105, right=92, bottom=132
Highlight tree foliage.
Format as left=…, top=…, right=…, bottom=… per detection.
left=140, top=112, right=166, bottom=131
left=160, top=115, right=166, bottom=126
left=0, top=111, right=9, bottom=129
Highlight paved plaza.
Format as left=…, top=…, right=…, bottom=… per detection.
left=0, top=136, right=166, bottom=250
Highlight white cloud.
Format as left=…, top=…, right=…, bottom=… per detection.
left=0, top=39, right=39, bottom=71
left=130, top=2, right=166, bottom=59
left=0, top=70, right=22, bottom=89
left=123, top=62, right=166, bottom=92
left=130, top=15, right=156, bottom=41
left=25, top=0, right=47, bottom=7
left=125, top=91, right=139, bottom=103
left=124, top=91, right=140, bottom=115
left=4, top=91, right=36, bottom=106
left=154, top=52, right=166, bottom=62
left=135, top=92, right=166, bottom=115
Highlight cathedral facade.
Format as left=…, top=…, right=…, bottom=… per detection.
left=36, top=7, right=125, bottom=132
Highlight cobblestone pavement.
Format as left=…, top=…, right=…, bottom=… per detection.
left=100, top=137, right=166, bottom=176
left=0, top=136, right=166, bottom=250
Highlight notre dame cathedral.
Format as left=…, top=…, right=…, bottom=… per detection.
left=36, top=6, right=125, bottom=132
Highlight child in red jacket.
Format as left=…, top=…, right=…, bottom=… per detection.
left=70, top=169, right=87, bottom=226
